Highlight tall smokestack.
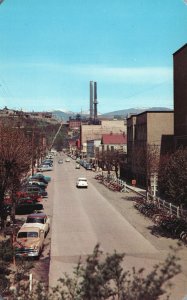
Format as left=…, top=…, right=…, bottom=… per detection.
left=94, top=81, right=98, bottom=120
left=90, top=81, right=94, bottom=119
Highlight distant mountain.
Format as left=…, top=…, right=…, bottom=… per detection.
left=52, top=107, right=172, bottom=121
left=52, top=110, right=76, bottom=121
left=101, top=107, right=172, bottom=118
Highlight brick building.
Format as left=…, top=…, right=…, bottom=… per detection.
left=173, top=43, right=187, bottom=148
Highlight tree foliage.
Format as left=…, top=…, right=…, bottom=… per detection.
left=96, top=149, right=125, bottom=178
left=132, top=143, right=160, bottom=189
left=0, top=123, right=31, bottom=220
left=158, top=148, right=187, bottom=206
left=3, top=244, right=181, bottom=300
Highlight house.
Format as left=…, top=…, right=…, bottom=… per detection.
left=101, top=132, right=127, bottom=153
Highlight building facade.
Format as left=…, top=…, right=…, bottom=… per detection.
left=173, top=43, right=187, bottom=148
left=87, top=139, right=101, bottom=159
left=101, top=133, right=127, bottom=153
left=80, top=119, right=126, bottom=148
left=127, top=111, right=174, bottom=188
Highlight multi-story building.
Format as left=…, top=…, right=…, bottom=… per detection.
left=127, top=111, right=174, bottom=188
left=173, top=43, right=187, bottom=148
left=80, top=119, right=126, bottom=147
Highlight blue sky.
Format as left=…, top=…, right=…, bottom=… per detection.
left=0, top=0, right=187, bottom=113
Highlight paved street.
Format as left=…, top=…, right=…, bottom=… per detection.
left=47, top=154, right=187, bottom=300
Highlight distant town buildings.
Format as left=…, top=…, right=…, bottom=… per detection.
left=2, top=42, right=187, bottom=192
left=80, top=119, right=127, bottom=156
left=0, top=106, right=58, bottom=124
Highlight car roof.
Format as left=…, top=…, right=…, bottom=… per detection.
left=27, top=213, right=47, bottom=218
left=18, top=225, right=42, bottom=232
left=78, top=177, right=87, bottom=180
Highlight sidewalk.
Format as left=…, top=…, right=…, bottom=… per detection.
left=125, top=183, right=147, bottom=197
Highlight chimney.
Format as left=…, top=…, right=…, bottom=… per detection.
left=90, top=81, right=94, bottom=120
left=94, top=81, right=98, bottom=120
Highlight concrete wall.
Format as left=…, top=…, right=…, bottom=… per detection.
left=147, top=112, right=174, bottom=144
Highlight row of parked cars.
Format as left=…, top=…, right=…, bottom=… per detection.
left=79, top=159, right=92, bottom=170
left=11, top=155, right=53, bottom=258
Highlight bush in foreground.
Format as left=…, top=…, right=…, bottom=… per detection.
left=2, top=244, right=181, bottom=300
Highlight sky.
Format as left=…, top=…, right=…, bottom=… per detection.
left=0, top=0, right=187, bottom=114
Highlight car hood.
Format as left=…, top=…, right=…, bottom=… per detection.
left=15, top=238, right=40, bottom=248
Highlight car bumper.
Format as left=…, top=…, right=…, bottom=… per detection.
left=15, top=250, right=39, bottom=257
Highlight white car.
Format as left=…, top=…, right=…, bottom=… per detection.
left=14, top=225, right=45, bottom=258
left=76, top=177, right=88, bottom=188
left=65, top=158, right=70, bottom=162
left=37, top=165, right=53, bottom=172
left=23, top=212, right=50, bottom=237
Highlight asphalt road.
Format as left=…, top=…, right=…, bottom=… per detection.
left=25, top=154, right=187, bottom=299
left=49, top=156, right=158, bottom=284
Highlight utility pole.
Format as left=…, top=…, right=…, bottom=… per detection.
left=31, top=128, right=34, bottom=176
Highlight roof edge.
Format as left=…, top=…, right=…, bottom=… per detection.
left=127, top=110, right=173, bottom=119
left=173, top=43, right=187, bottom=56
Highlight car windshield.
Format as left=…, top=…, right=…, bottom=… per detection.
left=79, top=179, right=87, bottom=182
left=26, top=217, right=44, bottom=224
left=18, top=232, right=38, bottom=238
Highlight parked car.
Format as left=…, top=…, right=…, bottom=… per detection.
left=29, top=175, right=48, bottom=185
left=37, top=165, right=53, bottom=172
left=42, top=159, right=53, bottom=165
left=27, top=180, right=47, bottom=190
left=15, top=198, right=43, bottom=214
left=86, top=163, right=92, bottom=170
left=42, top=162, right=53, bottom=167
left=75, top=164, right=80, bottom=169
left=14, top=225, right=45, bottom=258
left=25, top=186, right=48, bottom=197
left=76, top=177, right=88, bottom=188
left=16, top=189, right=42, bottom=202
left=58, top=159, right=63, bottom=164
left=65, top=158, right=70, bottom=162
left=83, top=161, right=87, bottom=168
left=34, top=173, right=51, bottom=182
left=24, top=212, right=50, bottom=237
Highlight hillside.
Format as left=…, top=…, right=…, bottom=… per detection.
left=101, top=107, right=172, bottom=118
